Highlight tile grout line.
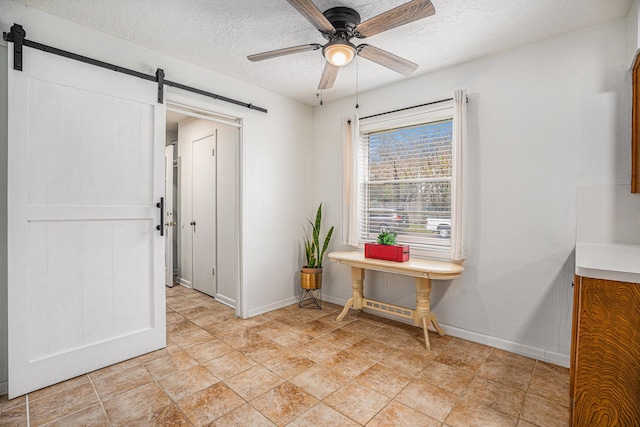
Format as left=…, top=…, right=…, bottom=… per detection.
left=518, top=358, right=538, bottom=424
left=87, top=374, right=112, bottom=427
left=339, top=350, right=420, bottom=427
left=435, top=336, right=467, bottom=424
left=149, top=366, right=195, bottom=426
left=25, top=393, right=30, bottom=427
left=319, top=331, right=442, bottom=425
left=35, top=375, right=104, bottom=426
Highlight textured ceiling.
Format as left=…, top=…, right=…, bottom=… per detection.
left=12, top=0, right=632, bottom=106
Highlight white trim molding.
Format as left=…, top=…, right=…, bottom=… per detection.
left=246, top=296, right=298, bottom=318
left=214, top=293, right=236, bottom=309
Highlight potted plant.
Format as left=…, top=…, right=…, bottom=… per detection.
left=364, top=228, right=410, bottom=262
left=301, top=203, right=334, bottom=290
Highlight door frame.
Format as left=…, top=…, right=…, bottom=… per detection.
left=166, top=89, right=243, bottom=318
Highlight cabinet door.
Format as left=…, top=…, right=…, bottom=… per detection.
left=572, top=277, right=640, bottom=425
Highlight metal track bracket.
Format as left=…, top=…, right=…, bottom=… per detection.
left=2, top=23, right=25, bottom=71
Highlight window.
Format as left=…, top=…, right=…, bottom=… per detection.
left=357, top=101, right=457, bottom=253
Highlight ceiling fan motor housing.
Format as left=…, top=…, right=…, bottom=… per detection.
left=322, top=7, right=361, bottom=40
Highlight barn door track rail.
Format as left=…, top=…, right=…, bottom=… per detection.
left=3, top=23, right=268, bottom=113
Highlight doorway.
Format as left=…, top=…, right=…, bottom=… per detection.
left=165, top=101, right=240, bottom=310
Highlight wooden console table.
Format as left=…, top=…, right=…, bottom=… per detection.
left=328, top=251, right=463, bottom=350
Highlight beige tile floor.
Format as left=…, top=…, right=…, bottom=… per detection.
left=0, top=285, right=570, bottom=426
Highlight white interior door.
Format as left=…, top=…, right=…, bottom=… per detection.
left=192, top=132, right=217, bottom=297
left=7, top=47, right=166, bottom=398
left=165, top=145, right=174, bottom=287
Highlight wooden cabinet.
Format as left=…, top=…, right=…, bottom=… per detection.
left=570, top=276, right=640, bottom=426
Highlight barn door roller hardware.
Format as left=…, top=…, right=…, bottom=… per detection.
left=156, top=69, right=165, bottom=104
left=2, top=23, right=268, bottom=113
left=4, top=24, right=24, bottom=71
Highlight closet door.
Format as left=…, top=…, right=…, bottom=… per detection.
left=165, top=145, right=175, bottom=287
left=7, top=47, right=166, bottom=397
left=191, top=132, right=217, bottom=297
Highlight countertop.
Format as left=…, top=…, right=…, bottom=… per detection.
left=575, top=242, right=640, bottom=284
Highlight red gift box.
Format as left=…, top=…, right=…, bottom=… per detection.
left=364, top=243, right=410, bottom=262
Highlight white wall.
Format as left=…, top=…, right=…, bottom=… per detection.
left=0, top=41, right=8, bottom=394
left=314, top=19, right=632, bottom=366
left=577, top=184, right=640, bottom=244
left=0, top=0, right=314, bottom=392
left=166, top=130, right=178, bottom=146
left=628, top=0, right=639, bottom=65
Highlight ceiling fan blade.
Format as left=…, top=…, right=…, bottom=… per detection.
left=248, top=44, right=322, bottom=62
left=355, top=0, right=435, bottom=38
left=318, top=62, right=340, bottom=90
left=287, top=0, right=335, bottom=33
left=357, top=44, right=418, bottom=75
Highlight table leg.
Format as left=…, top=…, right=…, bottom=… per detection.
left=420, top=316, right=431, bottom=351
left=336, top=298, right=353, bottom=322
left=415, top=277, right=445, bottom=350
left=336, top=267, right=365, bottom=322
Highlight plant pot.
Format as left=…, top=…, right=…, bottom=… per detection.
left=364, top=243, right=410, bottom=262
left=301, top=267, right=323, bottom=289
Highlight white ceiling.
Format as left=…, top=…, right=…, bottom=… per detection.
left=14, top=0, right=632, bottom=106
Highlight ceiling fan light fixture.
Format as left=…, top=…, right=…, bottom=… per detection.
left=323, top=40, right=356, bottom=67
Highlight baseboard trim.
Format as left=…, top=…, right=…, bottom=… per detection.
left=247, top=296, right=299, bottom=318
left=176, top=278, right=191, bottom=288
left=321, top=294, right=570, bottom=368
left=215, top=293, right=235, bottom=310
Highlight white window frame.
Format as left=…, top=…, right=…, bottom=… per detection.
left=357, top=100, right=460, bottom=260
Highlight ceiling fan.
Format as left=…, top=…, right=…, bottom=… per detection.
left=247, top=0, right=435, bottom=90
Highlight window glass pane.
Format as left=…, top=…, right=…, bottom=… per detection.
left=359, top=118, right=453, bottom=249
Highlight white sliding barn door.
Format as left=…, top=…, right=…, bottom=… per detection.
left=7, top=48, right=166, bottom=398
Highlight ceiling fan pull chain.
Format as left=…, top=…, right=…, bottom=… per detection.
left=319, top=55, right=324, bottom=105
left=355, top=55, right=359, bottom=109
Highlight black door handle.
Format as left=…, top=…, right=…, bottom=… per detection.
left=156, top=198, right=164, bottom=236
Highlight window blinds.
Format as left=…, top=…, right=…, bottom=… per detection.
left=359, top=116, right=454, bottom=249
